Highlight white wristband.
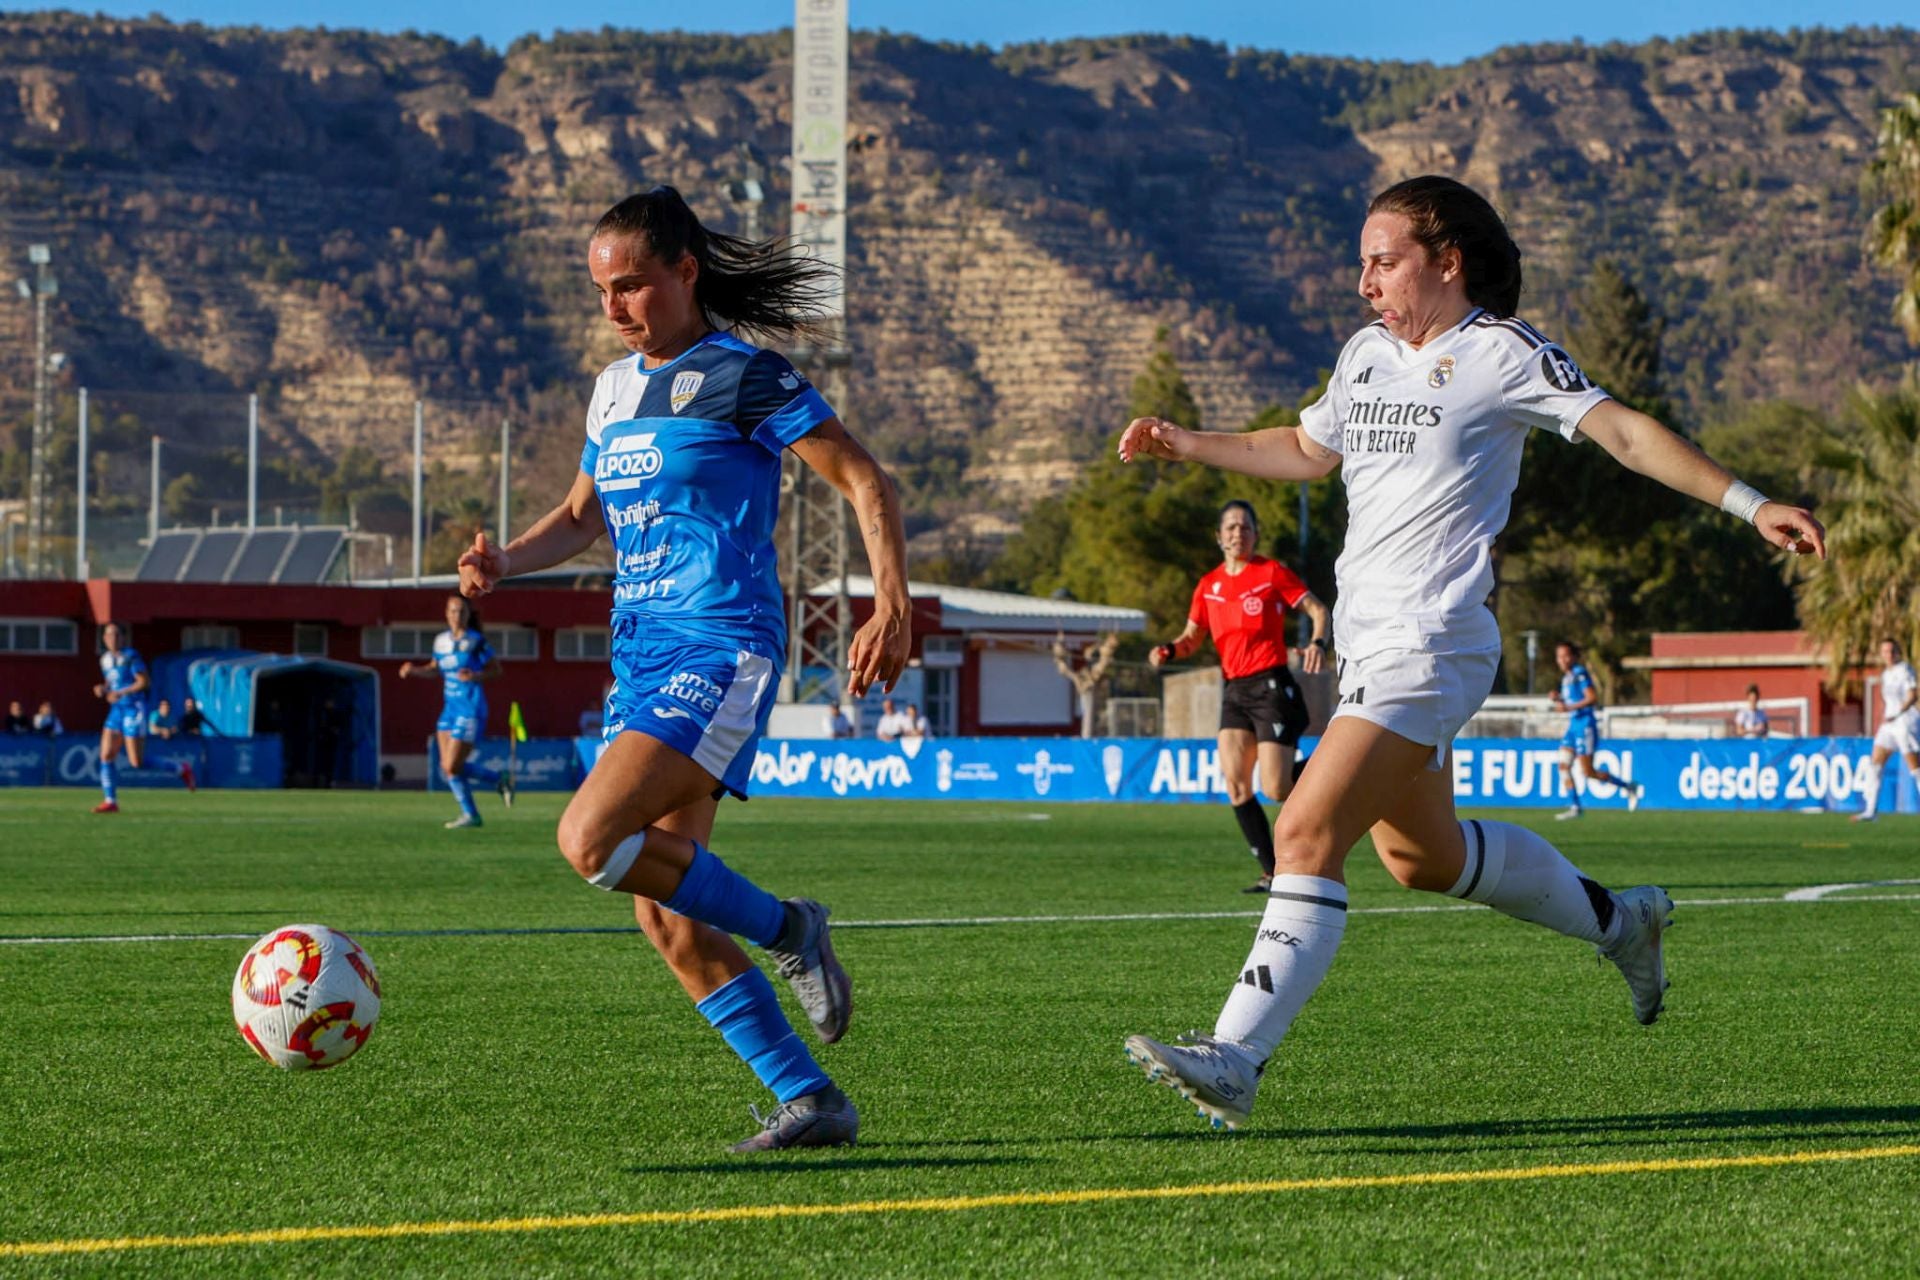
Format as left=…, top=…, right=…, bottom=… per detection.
left=1719, top=480, right=1768, bottom=525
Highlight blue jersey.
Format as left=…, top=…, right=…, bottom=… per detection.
left=432, top=629, right=492, bottom=711
left=580, top=332, right=835, bottom=653
left=100, top=647, right=148, bottom=699
left=1560, top=663, right=1598, bottom=725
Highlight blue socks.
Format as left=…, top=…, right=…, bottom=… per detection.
left=99, top=760, right=117, bottom=804
left=446, top=769, right=478, bottom=820
left=696, top=968, right=831, bottom=1103
left=665, top=846, right=787, bottom=948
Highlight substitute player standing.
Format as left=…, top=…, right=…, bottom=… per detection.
left=460, top=187, right=909, bottom=1151
left=1550, top=640, right=1643, bottom=819
left=1854, top=638, right=1918, bottom=822
left=91, top=621, right=148, bottom=814
left=400, top=594, right=511, bottom=829
left=1116, top=175, right=1825, bottom=1129
left=1149, top=500, right=1330, bottom=892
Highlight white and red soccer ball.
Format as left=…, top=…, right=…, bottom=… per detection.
left=231, top=924, right=381, bottom=1070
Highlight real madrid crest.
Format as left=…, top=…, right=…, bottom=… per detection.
left=670, top=370, right=706, bottom=413
left=1428, top=355, right=1456, bottom=389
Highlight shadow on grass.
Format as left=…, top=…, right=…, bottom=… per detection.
left=623, top=1154, right=1034, bottom=1176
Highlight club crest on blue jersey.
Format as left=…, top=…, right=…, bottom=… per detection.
left=670, top=371, right=706, bottom=413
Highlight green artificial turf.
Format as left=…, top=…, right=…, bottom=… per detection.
left=2, top=789, right=1917, bottom=1276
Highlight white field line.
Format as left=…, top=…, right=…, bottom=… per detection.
left=3, top=888, right=1918, bottom=947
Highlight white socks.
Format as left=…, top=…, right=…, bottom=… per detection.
left=1449, top=819, right=1619, bottom=947
left=1861, top=760, right=1884, bottom=818
left=1213, top=875, right=1348, bottom=1064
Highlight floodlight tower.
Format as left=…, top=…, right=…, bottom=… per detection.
left=781, top=0, right=854, bottom=705
left=17, top=244, right=58, bottom=579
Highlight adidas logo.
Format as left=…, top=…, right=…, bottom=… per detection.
left=1352, top=366, right=1373, bottom=384
left=1238, top=965, right=1274, bottom=993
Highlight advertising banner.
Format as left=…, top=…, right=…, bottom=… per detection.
left=5, top=735, right=286, bottom=789
left=429, top=738, right=581, bottom=792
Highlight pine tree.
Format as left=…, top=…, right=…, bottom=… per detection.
left=1567, top=260, right=1673, bottom=422
left=1128, top=326, right=1202, bottom=427
left=1866, top=91, right=1920, bottom=345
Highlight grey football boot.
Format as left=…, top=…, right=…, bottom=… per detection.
left=1600, top=885, right=1674, bottom=1025
left=729, top=1085, right=859, bottom=1153
left=766, top=898, right=852, bottom=1044
left=1124, top=1031, right=1262, bottom=1130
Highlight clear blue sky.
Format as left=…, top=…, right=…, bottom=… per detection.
left=17, top=1, right=1916, bottom=65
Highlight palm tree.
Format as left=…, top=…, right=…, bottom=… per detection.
left=1794, top=372, right=1920, bottom=689
left=1866, top=91, right=1920, bottom=344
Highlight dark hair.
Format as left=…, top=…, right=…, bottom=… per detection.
left=1367, top=176, right=1523, bottom=317
left=1556, top=640, right=1581, bottom=656
left=448, top=594, right=484, bottom=637
left=1745, top=684, right=1761, bottom=697
left=1885, top=637, right=1904, bottom=655
left=592, top=186, right=836, bottom=343
left=1218, top=500, right=1259, bottom=534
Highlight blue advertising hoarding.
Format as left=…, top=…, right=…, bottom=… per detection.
left=0, top=735, right=285, bottom=789
left=428, top=738, right=582, bottom=791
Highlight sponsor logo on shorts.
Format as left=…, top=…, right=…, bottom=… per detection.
left=651, top=706, right=694, bottom=721
left=660, top=671, right=724, bottom=714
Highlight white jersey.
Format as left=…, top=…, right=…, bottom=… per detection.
left=1299, top=310, right=1609, bottom=658
left=1882, top=661, right=1918, bottom=725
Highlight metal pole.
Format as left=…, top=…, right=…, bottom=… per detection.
left=247, top=393, right=259, bottom=530
left=411, top=400, right=424, bottom=581
left=26, top=284, right=49, bottom=576
left=75, top=386, right=88, bottom=579
left=149, top=435, right=161, bottom=542
left=497, top=417, right=511, bottom=540
left=781, top=453, right=804, bottom=702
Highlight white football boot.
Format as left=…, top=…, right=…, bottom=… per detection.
left=1124, top=1031, right=1261, bottom=1130
left=1600, top=885, right=1674, bottom=1025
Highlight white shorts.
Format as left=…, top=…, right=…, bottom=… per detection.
left=1874, top=714, right=1920, bottom=758
left=1330, top=648, right=1501, bottom=771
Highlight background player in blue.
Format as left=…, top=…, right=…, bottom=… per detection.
left=91, top=621, right=148, bottom=814
left=1551, top=640, right=1642, bottom=819
left=459, top=187, right=910, bottom=1152
left=400, top=594, right=510, bottom=829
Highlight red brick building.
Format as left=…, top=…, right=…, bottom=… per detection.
left=1626, top=630, right=1873, bottom=736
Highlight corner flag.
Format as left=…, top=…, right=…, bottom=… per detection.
left=508, top=701, right=529, bottom=743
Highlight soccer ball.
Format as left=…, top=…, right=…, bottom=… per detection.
left=231, top=924, right=382, bottom=1070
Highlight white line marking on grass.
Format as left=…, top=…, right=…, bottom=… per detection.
left=5, top=1144, right=1918, bottom=1258
left=1781, top=879, right=1920, bottom=902
left=4, top=890, right=1919, bottom=947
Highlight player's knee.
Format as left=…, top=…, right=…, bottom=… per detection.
left=555, top=811, right=614, bottom=879
left=1224, top=777, right=1254, bottom=805
left=1271, top=809, right=1338, bottom=872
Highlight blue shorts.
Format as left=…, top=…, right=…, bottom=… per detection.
left=105, top=698, right=148, bottom=739
left=603, top=630, right=780, bottom=800
left=1560, top=719, right=1598, bottom=757
left=437, top=698, right=487, bottom=744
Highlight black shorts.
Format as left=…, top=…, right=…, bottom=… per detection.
left=1220, top=665, right=1311, bottom=747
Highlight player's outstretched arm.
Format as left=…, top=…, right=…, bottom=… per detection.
left=1576, top=400, right=1827, bottom=559
left=791, top=418, right=911, bottom=698
left=461, top=471, right=606, bottom=598
left=1118, top=417, right=1341, bottom=482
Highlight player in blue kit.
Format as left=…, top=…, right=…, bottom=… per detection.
left=1551, top=640, right=1642, bottom=819
left=459, top=187, right=910, bottom=1152
left=400, top=594, right=511, bottom=829
left=91, top=622, right=149, bottom=814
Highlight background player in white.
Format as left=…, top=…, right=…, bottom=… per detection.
left=1150, top=500, right=1329, bottom=892
left=460, top=187, right=909, bottom=1152
left=399, top=594, right=509, bottom=829
left=91, top=621, right=149, bottom=814
left=1115, top=175, right=1825, bottom=1129
left=1855, top=638, right=1918, bottom=822
left=1550, top=640, right=1642, bottom=820
left=1734, top=684, right=1771, bottom=739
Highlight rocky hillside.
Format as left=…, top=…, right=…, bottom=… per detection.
left=1, top=15, right=1915, bottom=535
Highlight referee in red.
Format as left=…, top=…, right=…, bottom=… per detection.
left=1150, top=501, right=1331, bottom=892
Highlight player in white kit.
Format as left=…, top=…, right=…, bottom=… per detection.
left=1115, top=176, right=1827, bottom=1129
left=1854, top=638, right=1919, bottom=822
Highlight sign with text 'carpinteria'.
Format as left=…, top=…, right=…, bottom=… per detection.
left=791, top=0, right=847, bottom=317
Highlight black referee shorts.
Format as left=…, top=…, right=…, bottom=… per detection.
left=1219, top=665, right=1311, bottom=747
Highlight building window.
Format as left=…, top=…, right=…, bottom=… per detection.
left=922, top=635, right=965, bottom=669
left=361, top=625, right=439, bottom=659
left=182, top=625, right=240, bottom=650
left=556, top=628, right=611, bottom=662
left=0, top=618, right=78, bottom=654
left=293, top=623, right=328, bottom=656
left=491, top=626, right=537, bottom=660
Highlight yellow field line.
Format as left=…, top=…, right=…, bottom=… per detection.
left=6, top=1143, right=1918, bottom=1258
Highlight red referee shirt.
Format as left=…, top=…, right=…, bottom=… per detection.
left=1189, top=556, right=1310, bottom=680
